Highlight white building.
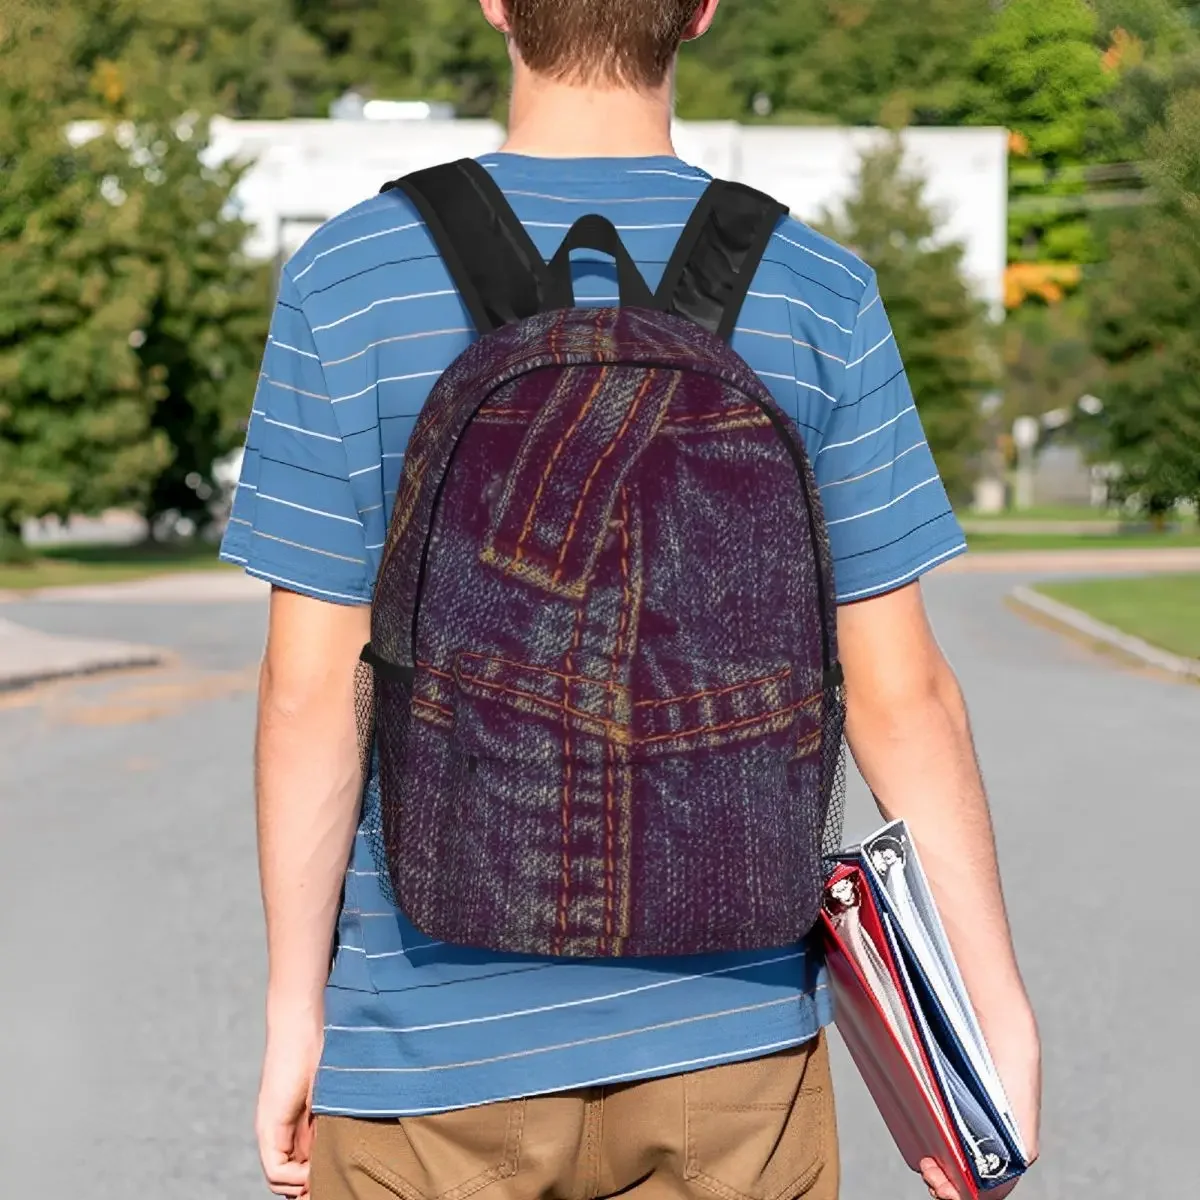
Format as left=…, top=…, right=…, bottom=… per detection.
left=207, top=118, right=1008, bottom=309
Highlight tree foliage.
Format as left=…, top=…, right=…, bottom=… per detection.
left=1089, top=87, right=1200, bottom=514
left=0, top=2, right=269, bottom=539
left=819, top=140, right=990, bottom=503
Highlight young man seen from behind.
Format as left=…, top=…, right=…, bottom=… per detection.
left=222, top=3, right=1041, bottom=1198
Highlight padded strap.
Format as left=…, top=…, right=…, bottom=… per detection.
left=655, top=181, right=788, bottom=341
left=382, top=159, right=551, bottom=335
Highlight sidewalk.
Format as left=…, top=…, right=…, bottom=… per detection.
left=0, top=617, right=163, bottom=692
left=945, top=546, right=1200, bottom=575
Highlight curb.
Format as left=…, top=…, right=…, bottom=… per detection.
left=0, top=618, right=165, bottom=693
left=1009, top=586, right=1200, bottom=682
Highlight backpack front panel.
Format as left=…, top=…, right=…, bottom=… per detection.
left=366, top=308, right=842, bottom=957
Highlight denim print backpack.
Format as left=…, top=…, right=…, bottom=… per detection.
left=356, top=160, right=845, bottom=958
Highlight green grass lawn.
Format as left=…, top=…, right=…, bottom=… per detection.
left=1035, top=574, right=1200, bottom=660
left=0, top=540, right=231, bottom=592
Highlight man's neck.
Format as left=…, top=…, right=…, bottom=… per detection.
left=500, top=64, right=677, bottom=159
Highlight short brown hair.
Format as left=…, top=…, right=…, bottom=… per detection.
left=507, top=0, right=701, bottom=89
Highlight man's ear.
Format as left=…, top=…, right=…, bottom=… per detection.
left=683, top=0, right=721, bottom=42
left=479, top=0, right=512, bottom=35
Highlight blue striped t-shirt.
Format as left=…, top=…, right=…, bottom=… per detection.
left=221, top=153, right=966, bottom=1117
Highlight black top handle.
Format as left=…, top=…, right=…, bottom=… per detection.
left=544, top=215, right=657, bottom=311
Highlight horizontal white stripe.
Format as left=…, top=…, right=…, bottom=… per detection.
left=242, top=565, right=368, bottom=603
left=321, top=995, right=801, bottom=1073
left=364, top=542, right=385, bottom=551
left=293, top=221, right=421, bottom=281
left=324, top=328, right=470, bottom=368
left=326, top=950, right=804, bottom=1034
left=504, top=190, right=696, bottom=204
left=228, top=516, right=252, bottom=527
left=220, top=551, right=248, bottom=565
left=348, top=463, right=382, bottom=478
left=381, top=453, right=406, bottom=461
left=312, top=1037, right=815, bottom=1116
left=332, top=370, right=442, bottom=405
left=836, top=542, right=966, bottom=602
left=262, top=375, right=327, bottom=402
left=747, top=291, right=854, bottom=335
left=846, top=331, right=895, bottom=370
left=737, top=327, right=847, bottom=365
left=825, top=474, right=941, bottom=527
left=261, top=416, right=342, bottom=443
left=527, top=221, right=686, bottom=231
left=757, top=371, right=838, bottom=403
left=627, top=169, right=707, bottom=182
left=269, top=338, right=320, bottom=361
left=772, top=232, right=867, bottom=285
left=259, top=494, right=364, bottom=526
left=253, top=529, right=366, bottom=565
left=859, top=291, right=882, bottom=318
left=358, top=503, right=384, bottom=515
left=349, top=869, right=378, bottom=877
left=818, top=404, right=916, bottom=455
left=237, top=481, right=257, bottom=491
left=312, top=290, right=457, bottom=333
left=820, top=441, right=926, bottom=490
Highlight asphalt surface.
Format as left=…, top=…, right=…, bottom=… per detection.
left=1, top=571, right=1197, bottom=1199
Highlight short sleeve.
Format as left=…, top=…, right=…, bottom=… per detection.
left=815, top=273, right=966, bottom=603
left=219, top=270, right=372, bottom=605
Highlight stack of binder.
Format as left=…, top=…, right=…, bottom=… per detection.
left=821, top=821, right=1030, bottom=1197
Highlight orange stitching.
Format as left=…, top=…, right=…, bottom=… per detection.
left=555, top=601, right=589, bottom=950
left=638, top=690, right=822, bottom=746
left=456, top=651, right=614, bottom=692
left=551, top=370, right=657, bottom=583
left=667, top=406, right=760, bottom=425
left=416, top=661, right=454, bottom=682
left=412, top=698, right=453, bottom=720
left=510, top=367, right=610, bottom=566
left=602, top=487, right=632, bottom=950
left=633, top=666, right=792, bottom=710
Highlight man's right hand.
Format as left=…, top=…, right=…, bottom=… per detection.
left=919, top=1006, right=1041, bottom=1199
left=256, top=1008, right=324, bottom=1198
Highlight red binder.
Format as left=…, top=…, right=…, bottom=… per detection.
left=820, top=861, right=979, bottom=1199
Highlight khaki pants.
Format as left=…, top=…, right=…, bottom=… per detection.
left=311, top=1035, right=838, bottom=1200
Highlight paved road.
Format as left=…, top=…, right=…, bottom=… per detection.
left=1, top=571, right=1197, bottom=1199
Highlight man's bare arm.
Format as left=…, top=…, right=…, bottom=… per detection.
left=254, top=587, right=369, bottom=1196
left=838, top=581, right=1041, bottom=1180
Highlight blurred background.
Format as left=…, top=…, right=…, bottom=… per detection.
left=1, top=2, right=1197, bottom=1198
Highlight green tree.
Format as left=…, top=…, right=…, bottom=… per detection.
left=130, top=117, right=272, bottom=530
left=819, top=139, right=990, bottom=503
left=0, top=3, right=270, bottom=552
left=0, top=3, right=168, bottom=554
left=959, top=0, right=1119, bottom=265
left=686, top=0, right=991, bottom=126
left=298, top=0, right=511, bottom=118
left=73, top=0, right=327, bottom=119
left=1089, top=88, right=1200, bottom=515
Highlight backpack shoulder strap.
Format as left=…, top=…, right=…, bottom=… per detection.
left=655, top=180, right=788, bottom=341
left=382, top=159, right=550, bottom=335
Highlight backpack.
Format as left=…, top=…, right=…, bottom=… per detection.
left=356, top=159, right=845, bottom=958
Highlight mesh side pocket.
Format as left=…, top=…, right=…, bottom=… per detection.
left=362, top=666, right=417, bottom=911
left=354, top=655, right=376, bottom=789
left=820, top=676, right=848, bottom=860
